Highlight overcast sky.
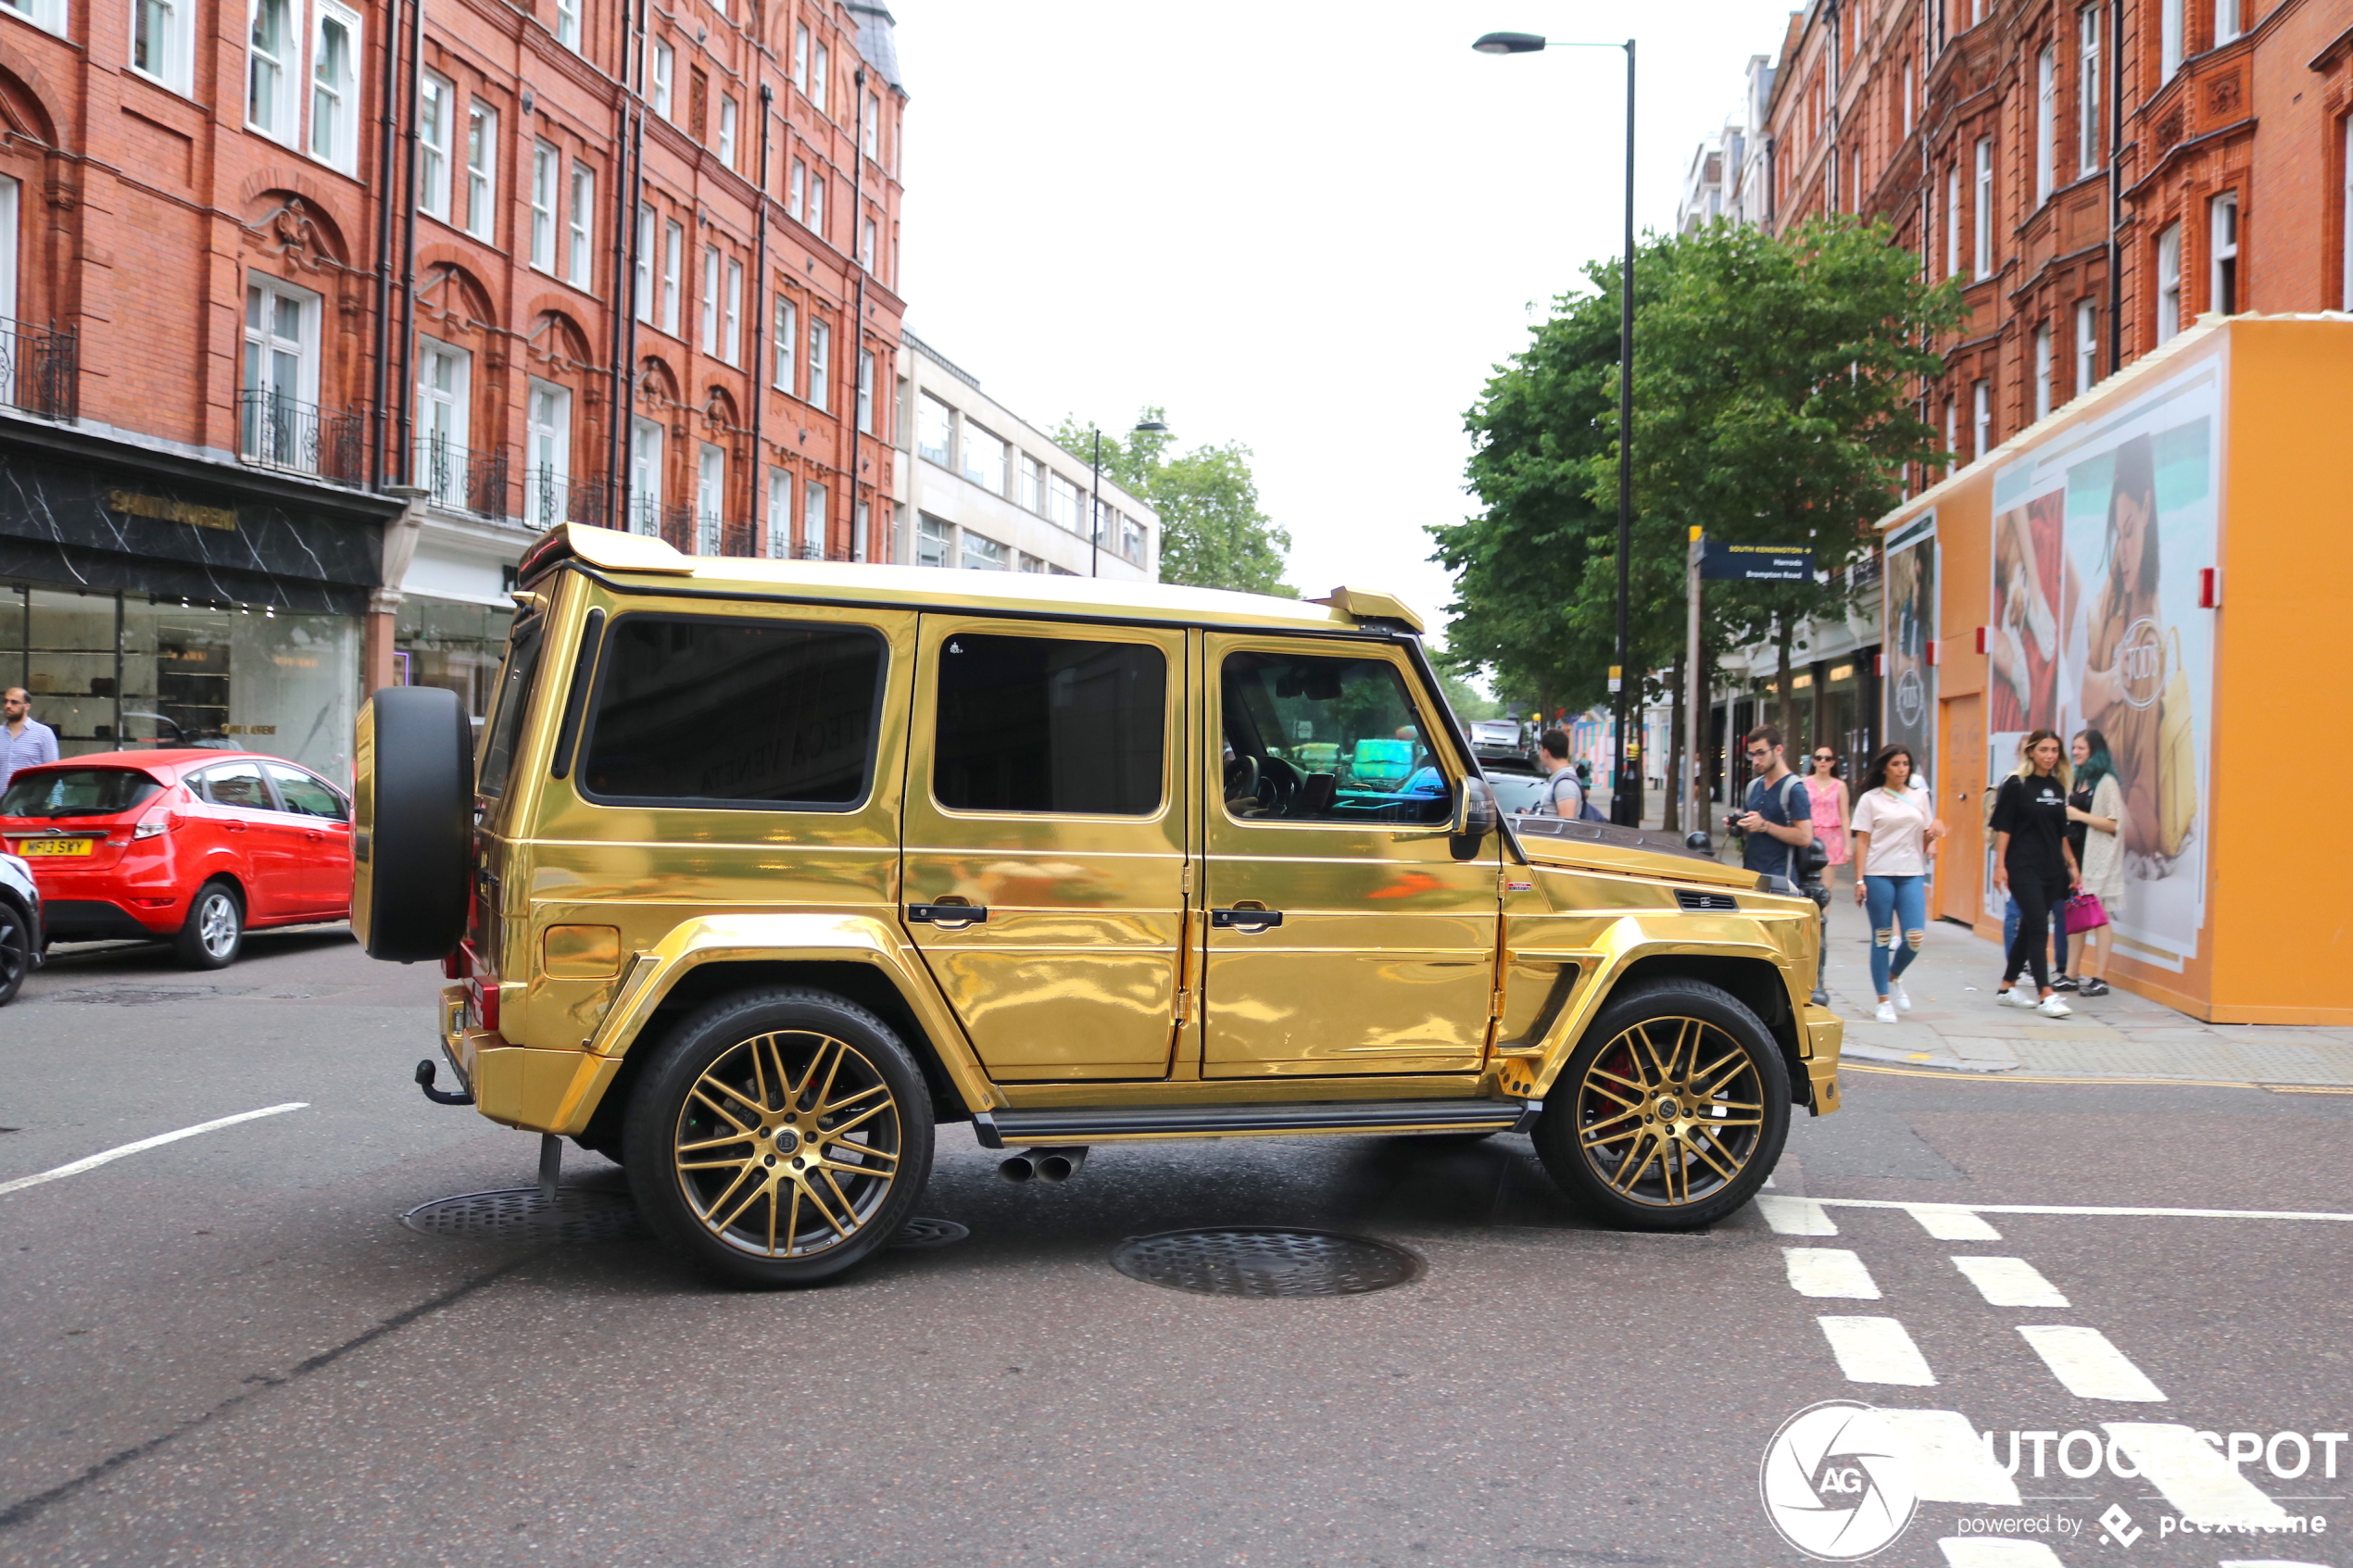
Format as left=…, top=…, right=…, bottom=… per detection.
left=890, top=1, right=1798, bottom=656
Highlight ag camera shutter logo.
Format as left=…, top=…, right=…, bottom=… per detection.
left=1759, top=1400, right=1920, bottom=1560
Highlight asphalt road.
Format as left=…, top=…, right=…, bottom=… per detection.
left=2, top=933, right=2348, bottom=1568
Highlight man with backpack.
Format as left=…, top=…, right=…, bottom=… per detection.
left=1537, top=729, right=1604, bottom=821
left=1736, top=725, right=1831, bottom=1004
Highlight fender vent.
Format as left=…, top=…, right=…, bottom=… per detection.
left=1674, top=889, right=1740, bottom=912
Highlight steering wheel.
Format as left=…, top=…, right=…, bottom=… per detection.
left=1223, top=753, right=1260, bottom=804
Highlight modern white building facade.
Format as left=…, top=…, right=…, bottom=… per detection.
left=893, top=331, right=1157, bottom=581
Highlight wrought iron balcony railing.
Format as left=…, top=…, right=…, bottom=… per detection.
left=0, top=319, right=78, bottom=422
left=238, top=391, right=364, bottom=483
left=412, top=433, right=510, bottom=520
left=523, top=469, right=612, bottom=532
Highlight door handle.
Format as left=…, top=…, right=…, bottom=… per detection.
left=224, top=821, right=246, bottom=833
left=1211, top=906, right=1284, bottom=932
left=306, top=831, right=323, bottom=841
left=907, top=902, right=988, bottom=926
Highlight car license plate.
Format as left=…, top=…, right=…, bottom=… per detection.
left=18, top=838, right=94, bottom=857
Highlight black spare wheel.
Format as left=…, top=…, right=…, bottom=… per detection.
left=354, top=684, right=473, bottom=962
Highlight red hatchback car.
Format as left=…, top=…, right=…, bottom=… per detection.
left=0, top=750, right=353, bottom=969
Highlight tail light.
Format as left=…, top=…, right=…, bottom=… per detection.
left=132, top=806, right=179, bottom=840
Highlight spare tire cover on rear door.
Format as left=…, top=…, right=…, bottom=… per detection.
left=353, top=684, right=473, bottom=961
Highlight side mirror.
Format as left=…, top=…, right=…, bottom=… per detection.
left=1450, top=775, right=1498, bottom=860
left=1685, top=831, right=1713, bottom=855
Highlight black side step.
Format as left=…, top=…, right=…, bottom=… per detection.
left=972, top=1098, right=1536, bottom=1148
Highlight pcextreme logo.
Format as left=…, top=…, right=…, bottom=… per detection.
left=1759, top=1400, right=1920, bottom=1561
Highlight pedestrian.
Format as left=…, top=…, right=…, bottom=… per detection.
left=1803, top=745, right=1852, bottom=890
left=1991, top=729, right=2080, bottom=1016
left=1, top=687, right=60, bottom=795
left=1534, top=729, right=1587, bottom=819
left=1735, top=725, right=1825, bottom=1002
left=2060, top=728, right=2126, bottom=997
left=1991, top=735, right=2069, bottom=985
left=1850, top=744, right=1946, bottom=1023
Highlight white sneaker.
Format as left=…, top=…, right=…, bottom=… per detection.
left=2037, top=994, right=2072, bottom=1018
left=1873, top=1001, right=1898, bottom=1023
left=1999, top=987, right=2040, bottom=1009
left=1890, top=978, right=1912, bottom=1012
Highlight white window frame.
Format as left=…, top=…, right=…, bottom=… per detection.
left=718, top=94, right=737, bottom=168
left=414, top=335, right=473, bottom=505
left=853, top=498, right=870, bottom=563
left=860, top=216, right=875, bottom=271
left=771, top=295, right=797, bottom=393
left=2156, top=222, right=2183, bottom=343
left=1944, top=399, right=1957, bottom=467
left=767, top=467, right=793, bottom=557
left=695, top=441, right=724, bottom=555
left=661, top=220, right=682, bottom=335
left=2034, top=46, right=2056, bottom=207
left=243, top=272, right=322, bottom=408
left=699, top=245, right=720, bottom=352
left=807, top=318, right=830, bottom=412
left=788, top=159, right=806, bottom=221
left=1970, top=378, right=1991, bottom=461
left=723, top=256, right=743, bottom=366
left=916, top=394, right=950, bottom=466
left=1018, top=455, right=1042, bottom=513
left=418, top=71, right=453, bottom=219
left=804, top=479, right=827, bottom=547
left=553, top=0, right=576, bottom=50
left=1972, top=136, right=1993, bottom=280
left=530, top=141, right=559, bottom=271
left=2032, top=324, right=2052, bottom=421
left=2209, top=192, right=2238, bottom=315
left=791, top=22, right=809, bottom=92
left=2214, top=0, right=2238, bottom=45
left=651, top=40, right=674, bottom=119
left=567, top=162, right=594, bottom=286
left=635, top=205, right=656, bottom=322
left=1944, top=164, right=1960, bottom=277
left=2, top=0, right=66, bottom=36
left=2161, top=0, right=2183, bottom=79
left=526, top=377, right=572, bottom=519
left=1901, top=62, right=1914, bottom=137
left=462, top=97, right=496, bottom=238
left=857, top=349, right=875, bottom=435
left=811, top=42, right=829, bottom=119
left=809, top=176, right=824, bottom=240
left=132, top=0, right=194, bottom=95
left=629, top=416, right=664, bottom=534
left=247, top=0, right=301, bottom=142
left=861, top=92, right=879, bottom=160
left=2078, top=6, right=2103, bottom=175
left=2074, top=298, right=2097, bottom=395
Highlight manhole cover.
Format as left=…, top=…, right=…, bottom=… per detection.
left=1110, top=1227, right=1422, bottom=1298
left=401, top=1188, right=641, bottom=1245
left=889, top=1217, right=969, bottom=1250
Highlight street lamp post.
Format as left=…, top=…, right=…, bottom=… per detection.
left=1474, top=30, right=1642, bottom=828
left=1090, top=417, right=1171, bottom=577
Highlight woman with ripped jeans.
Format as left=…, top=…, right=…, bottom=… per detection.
left=1850, top=744, right=1946, bottom=1024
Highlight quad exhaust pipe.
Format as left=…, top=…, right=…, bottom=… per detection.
left=998, top=1146, right=1088, bottom=1184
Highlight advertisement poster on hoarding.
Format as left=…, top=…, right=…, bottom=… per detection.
left=1984, top=358, right=2218, bottom=966
left=1882, top=512, right=1937, bottom=787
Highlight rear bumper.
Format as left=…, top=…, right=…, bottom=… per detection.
left=437, top=982, right=615, bottom=1135
left=40, top=898, right=177, bottom=941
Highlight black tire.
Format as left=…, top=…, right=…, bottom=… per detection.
left=353, top=684, right=473, bottom=962
left=623, top=987, right=934, bottom=1288
left=173, top=880, right=245, bottom=971
left=0, top=897, right=31, bottom=1004
left=1531, top=977, right=1790, bottom=1231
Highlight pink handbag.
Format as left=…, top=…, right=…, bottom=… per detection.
left=2063, top=892, right=2109, bottom=934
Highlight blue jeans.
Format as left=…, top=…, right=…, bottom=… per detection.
left=1866, top=874, right=1929, bottom=997
left=2001, top=895, right=2069, bottom=978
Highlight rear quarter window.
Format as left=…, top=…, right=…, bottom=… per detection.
left=579, top=615, right=886, bottom=809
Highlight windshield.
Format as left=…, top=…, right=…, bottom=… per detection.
left=474, top=618, right=546, bottom=801
left=1, top=768, right=166, bottom=819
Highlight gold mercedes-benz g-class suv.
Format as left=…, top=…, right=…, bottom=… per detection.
left=354, top=524, right=1840, bottom=1286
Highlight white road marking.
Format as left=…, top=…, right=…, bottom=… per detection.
left=1812, top=1197, right=2353, bottom=1223
left=2017, top=1325, right=2166, bottom=1401
left=0, top=1104, right=310, bottom=1198
left=1879, top=1409, right=2021, bottom=1505
left=1757, top=1195, right=1839, bottom=1235
left=1937, top=1539, right=2064, bottom=1567
left=1907, top=1202, right=2005, bottom=1240
left=1952, top=1256, right=2070, bottom=1308
left=1783, top=1248, right=1881, bottom=1298
left=2216, top=1561, right=2330, bottom=1566
left=1817, top=1315, right=1938, bottom=1386
left=2104, top=1423, right=2295, bottom=1528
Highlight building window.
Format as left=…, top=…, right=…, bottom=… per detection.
left=1901, top=61, right=1914, bottom=136
left=241, top=276, right=320, bottom=468
left=862, top=92, right=879, bottom=160
left=635, top=206, right=655, bottom=322
left=2209, top=193, right=2238, bottom=315
left=963, top=421, right=1004, bottom=492
left=2078, top=6, right=2102, bottom=174
left=463, top=98, right=496, bottom=238
left=791, top=23, right=808, bottom=93
left=916, top=394, right=950, bottom=466
left=2074, top=298, right=2097, bottom=395
left=628, top=417, right=663, bottom=533
left=811, top=41, right=829, bottom=118
left=132, top=0, right=193, bottom=94
left=699, top=245, right=720, bottom=352
left=1121, top=515, right=1144, bottom=566
left=804, top=480, right=827, bottom=547
left=687, top=67, right=708, bottom=144
left=248, top=0, right=300, bottom=140
left=917, top=512, right=950, bottom=568
left=718, top=94, right=737, bottom=168
left=553, top=0, right=575, bottom=49
left=723, top=257, right=743, bottom=366
left=567, top=163, right=594, bottom=286
left=2161, top=0, right=2183, bottom=78
left=1970, top=378, right=1991, bottom=460
left=661, top=220, right=682, bottom=334
left=772, top=296, right=797, bottom=393
left=767, top=468, right=793, bottom=557
left=696, top=442, right=724, bottom=555
left=526, top=379, right=571, bottom=521
left=1944, top=165, right=1959, bottom=276
left=2214, top=0, right=2238, bottom=44
left=787, top=159, right=806, bottom=220
left=418, top=72, right=452, bottom=218
left=856, top=350, right=875, bottom=434
left=2156, top=222, right=2183, bottom=343
left=1018, top=455, right=1042, bottom=513
left=530, top=142, right=558, bottom=270
left=2033, top=324, right=2053, bottom=421
left=809, top=177, right=825, bottom=240
left=1048, top=470, right=1080, bottom=533
left=807, top=319, right=830, bottom=412
left=414, top=337, right=472, bottom=507
left=2, top=0, right=66, bottom=36
left=651, top=40, right=673, bottom=119
left=2034, top=46, right=2056, bottom=207
left=860, top=216, right=875, bottom=270
left=961, top=531, right=1007, bottom=571
left=853, top=499, right=870, bottom=563
left=1972, top=137, right=1993, bottom=280
left=1944, top=399, right=1957, bottom=467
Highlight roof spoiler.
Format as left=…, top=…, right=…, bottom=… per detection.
left=1311, top=585, right=1425, bottom=634
left=515, top=522, right=698, bottom=585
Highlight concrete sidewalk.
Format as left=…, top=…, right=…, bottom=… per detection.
left=1812, top=884, right=2353, bottom=1086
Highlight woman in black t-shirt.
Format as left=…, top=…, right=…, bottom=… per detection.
left=1991, top=730, right=2081, bottom=1016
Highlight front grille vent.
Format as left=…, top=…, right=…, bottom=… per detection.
left=1674, top=889, right=1739, bottom=912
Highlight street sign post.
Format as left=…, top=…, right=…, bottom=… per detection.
left=1700, top=543, right=1815, bottom=582
left=1687, top=539, right=1817, bottom=836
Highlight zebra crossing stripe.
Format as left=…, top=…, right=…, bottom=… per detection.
left=1907, top=1203, right=2004, bottom=1240
left=1878, top=1410, right=2021, bottom=1505
left=2103, top=1424, right=2296, bottom=1528
left=1757, top=1195, right=1838, bottom=1236
left=1951, top=1255, right=2070, bottom=1308
left=1817, top=1315, right=1938, bottom=1386
left=1936, top=1539, right=2064, bottom=1566
left=1782, top=1248, right=1881, bottom=1298
left=2017, top=1325, right=2166, bottom=1401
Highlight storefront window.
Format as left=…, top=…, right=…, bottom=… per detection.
left=396, top=597, right=513, bottom=735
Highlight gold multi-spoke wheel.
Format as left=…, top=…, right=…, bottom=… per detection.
left=1532, top=979, right=1790, bottom=1230
left=628, top=988, right=933, bottom=1286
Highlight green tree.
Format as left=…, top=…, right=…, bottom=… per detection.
left=1055, top=413, right=1296, bottom=596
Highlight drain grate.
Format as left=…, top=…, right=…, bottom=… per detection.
left=401, top=1188, right=641, bottom=1245
left=889, top=1217, right=970, bottom=1250
left=1111, top=1227, right=1423, bottom=1298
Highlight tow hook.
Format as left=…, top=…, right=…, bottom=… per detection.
left=415, top=1059, right=473, bottom=1106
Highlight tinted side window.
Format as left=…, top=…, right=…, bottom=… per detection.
left=265, top=763, right=347, bottom=820
left=476, top=621, right=543, bottom=800
left=201, top=762, right=276, bottom=810
left=582, top=616, right=883, bottom=807
left=932, top=633, right=1165, bottom=815
left=1220, top=650, right=1449, bottom=825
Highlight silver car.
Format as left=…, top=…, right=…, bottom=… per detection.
left=0, top=847, right=40, bottom=1006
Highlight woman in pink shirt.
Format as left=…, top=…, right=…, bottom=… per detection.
left=1803, top=746, right=1851, bottom=887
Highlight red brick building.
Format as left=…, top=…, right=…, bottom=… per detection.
left=0, top=0, right=903, bottom=771
left=1752, top=0, right=2353, bottom=483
